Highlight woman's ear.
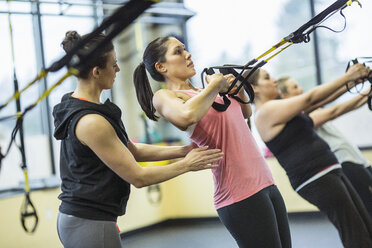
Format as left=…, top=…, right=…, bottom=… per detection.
left=92, top=66, right=100, bottom=78
left=155, top=62, right=167, bottom=74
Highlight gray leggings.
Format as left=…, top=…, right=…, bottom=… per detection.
left=57, top=212, right=122, bottom=248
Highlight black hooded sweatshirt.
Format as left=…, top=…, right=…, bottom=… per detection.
left=53, top=93, right=130, bottom=221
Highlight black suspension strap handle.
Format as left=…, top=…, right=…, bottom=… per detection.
left=20, top=177, right=39, bottom=233
left=202, top=68, right=231, bottom=112
left=345, top=57, right=372, bottom=110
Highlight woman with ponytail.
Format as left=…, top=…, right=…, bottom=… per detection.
left=53, top=31, right=223, bottom=248
left=133, top=36, right=292, bottom=248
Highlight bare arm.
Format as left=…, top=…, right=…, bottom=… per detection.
left=128, top=141, right=194, bottom=162
left=75, top=114, right=223, bottom=188
left=304, top=83, right=345, bottom=113
left=153, top=73, right=229, bottom=130
left=309, top=90, right=369, bottom=128
left=255, top=64, right=370, bottom=141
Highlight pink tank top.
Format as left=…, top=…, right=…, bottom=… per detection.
left=177, top=90, right=275, bottom=209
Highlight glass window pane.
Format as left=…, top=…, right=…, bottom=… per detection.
left=0, top=1, right=31, bottom=13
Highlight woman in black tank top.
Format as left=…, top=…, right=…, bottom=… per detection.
left=246, top=65, right=372, bottom=248
left=277, top=76, right=372, bottom=217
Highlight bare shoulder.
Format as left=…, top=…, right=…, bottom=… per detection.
left=255, top=100, right=278, bottom=121
left=75, top=114, right=114, bottom=145
left=153, top=88, right=176, bottom=100
left=153, top=89, right=191, bottom=107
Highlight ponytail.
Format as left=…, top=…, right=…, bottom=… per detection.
left=133, top=62, right=159, bottom=121
left=133, top=36, right=171, bottom=121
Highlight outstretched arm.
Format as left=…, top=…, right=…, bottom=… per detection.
left=304, top=80, right=364, bottom=113
left=309, top=89, right=370, bottom=128
left=75, top=114, right=223, bottom=188
left=255, top=64, right=370, bottom=141
left=128, top=141, right=196, bottom=162
left=303, top=64, right=369, bottom=110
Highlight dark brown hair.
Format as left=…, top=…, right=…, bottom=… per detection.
left=61, top=30, right=114, bottom=79
left=133, top=36, right=171, bottom=121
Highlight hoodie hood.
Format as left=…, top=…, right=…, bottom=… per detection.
left=53, top=93, right=122, bottom=140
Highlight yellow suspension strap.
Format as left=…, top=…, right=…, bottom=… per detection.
left=4, top=0, right=40, bottom=233
left=1, top=68, right=77, bottom=233
left=203, top=0, right=362, bottom=112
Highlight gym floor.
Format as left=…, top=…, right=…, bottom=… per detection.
left=121, top=212, right=343, bottom=248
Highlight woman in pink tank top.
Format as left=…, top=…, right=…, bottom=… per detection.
left=132, top=36, right=291, bottom=248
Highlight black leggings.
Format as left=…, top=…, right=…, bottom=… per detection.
left=217, top=185, right=291, bottom=248
left=341, top=162, right=372, bottom=216
left=298, top=169, right=372, bottom=248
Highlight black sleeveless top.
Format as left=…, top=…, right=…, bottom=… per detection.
left=53, top=93, right=130, bottom=221
left=264, top=113, right=338, bottom=189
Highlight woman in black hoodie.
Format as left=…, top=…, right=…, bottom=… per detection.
left=53, top=31, right=223, bottom=248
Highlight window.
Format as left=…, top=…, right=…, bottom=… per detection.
left=0, top=0, right=97, bottom=192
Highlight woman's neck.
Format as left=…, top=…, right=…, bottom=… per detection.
left=165, top=78, right=197, bottom=91
left=72, top=80, right=102, bottom=104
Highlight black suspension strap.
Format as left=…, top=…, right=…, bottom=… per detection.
left=202, top=0, right=362, bottom=112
